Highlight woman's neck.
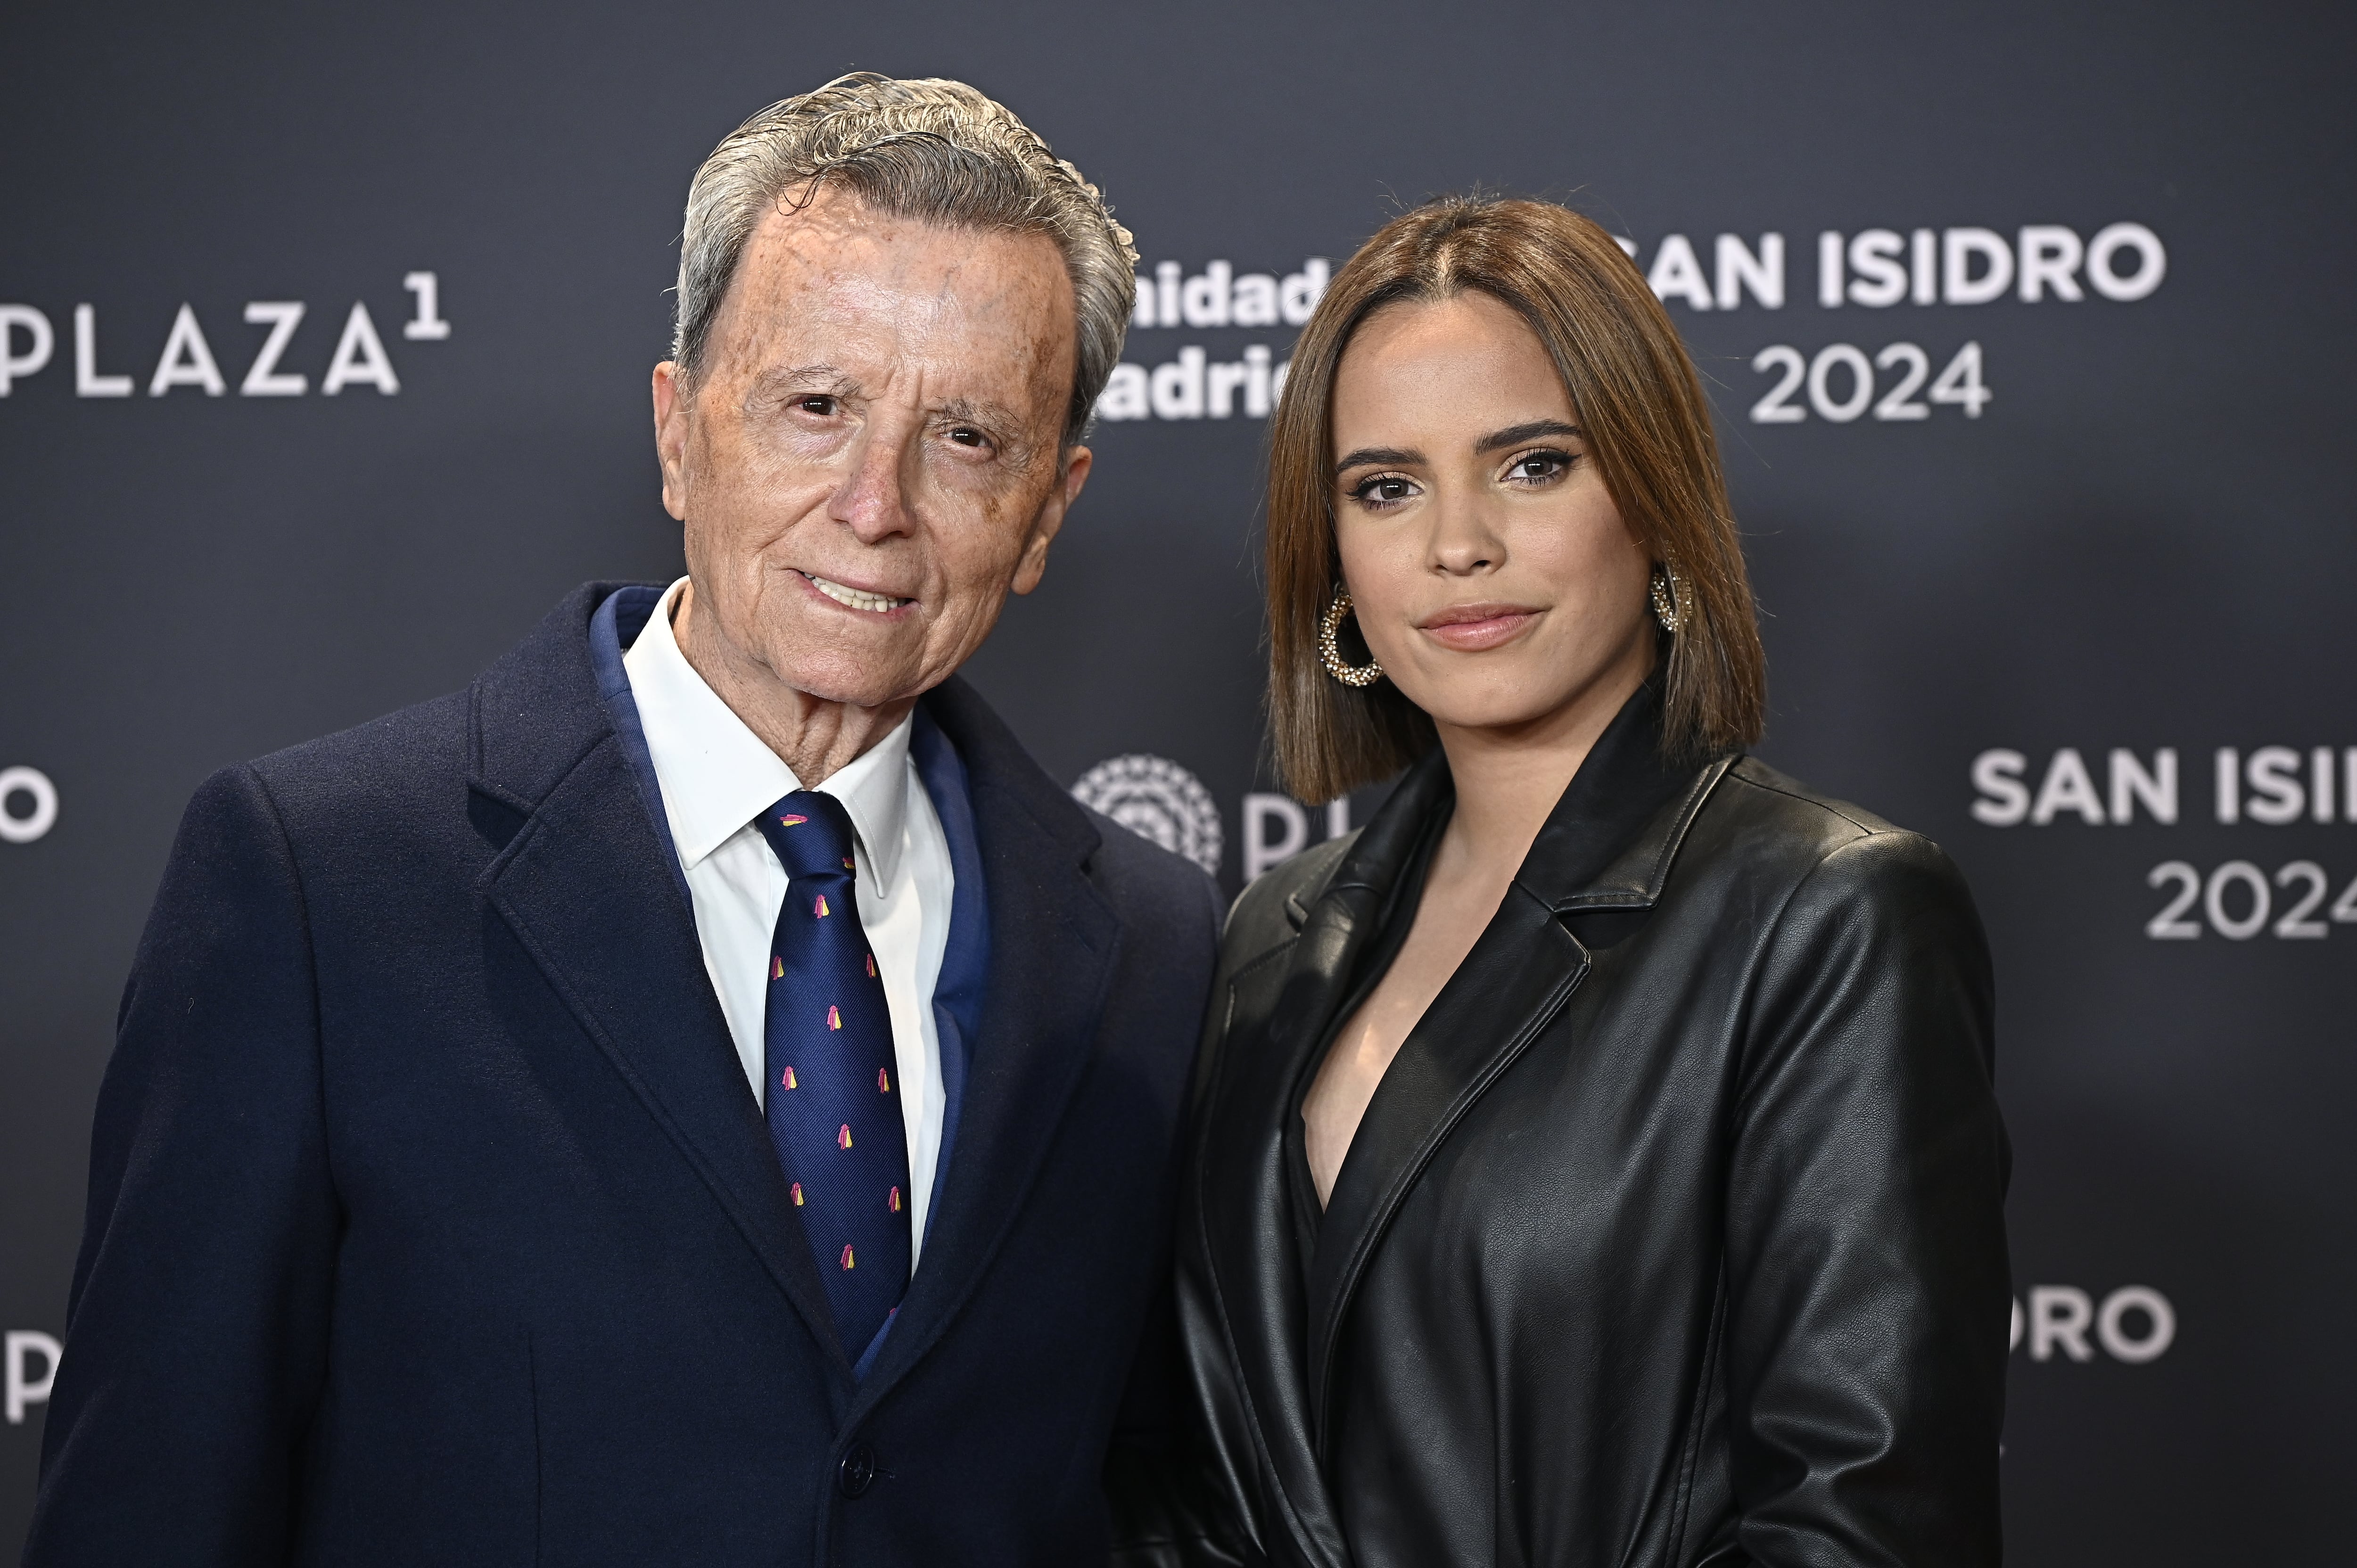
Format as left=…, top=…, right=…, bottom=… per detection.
left=1431, top=644, right=1656, bottom=878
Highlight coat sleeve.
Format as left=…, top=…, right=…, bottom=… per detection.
left=1721, top=829, right=2011, bottom=1568
left=26, top=766, right=338, bottom=1568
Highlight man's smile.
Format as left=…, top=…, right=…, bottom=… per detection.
left=798, top=568, right=914, bottom=614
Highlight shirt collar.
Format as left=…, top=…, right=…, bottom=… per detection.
left=622, top=576, right=912, bottom=885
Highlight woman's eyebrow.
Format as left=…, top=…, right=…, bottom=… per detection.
left=1334, top=445, right=1422, bottom=476
left=1474, top=419, right=1583, bottom=454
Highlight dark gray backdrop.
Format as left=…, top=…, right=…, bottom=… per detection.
left=4, top=1, right=2351, bottom=1560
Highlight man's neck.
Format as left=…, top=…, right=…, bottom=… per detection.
left=671, top=581, right=915, bottom=788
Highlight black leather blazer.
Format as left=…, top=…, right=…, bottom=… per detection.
left=1170, top=686, right=2010, bottom=1568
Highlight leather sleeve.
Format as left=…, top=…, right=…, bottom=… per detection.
left=1109, top=857, right=1323, bottom=1568
left=25, top=766, right=338, bottom=1567
left=1107, top=865, right=1266, bottom=1568
left=1722, top=828, right=2010, bottom=1568
left=1106, top=1250, right=1260, bottom=1568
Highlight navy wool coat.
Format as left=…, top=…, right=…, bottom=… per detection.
left=26, top=585, right=1222, bottom=1568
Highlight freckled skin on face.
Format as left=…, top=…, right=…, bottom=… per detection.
left=651, top=184, right=1090, bottom=782
left=1328, top=290, right=1655, bottom=745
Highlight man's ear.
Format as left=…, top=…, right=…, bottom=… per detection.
left=1011, top=444, right=1091, bottom=596
left=653, top=361, right=692, bottom=521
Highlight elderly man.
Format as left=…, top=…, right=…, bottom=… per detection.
left=28, top=76, right=1219, bottom=1567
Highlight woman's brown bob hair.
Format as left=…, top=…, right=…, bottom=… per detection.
left=1267, top=195, right=1768, bottom=803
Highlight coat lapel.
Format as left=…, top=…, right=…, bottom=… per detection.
left=470, top=587, right=851, bottom=1383
left=1302, top=886, right=1592, bottom=1441
left=1189, top=753, right=1451, bottom=1568
left=1294, top=678, right=1737, bottom=1446
left=847, top=678, right=1121, bottom=1409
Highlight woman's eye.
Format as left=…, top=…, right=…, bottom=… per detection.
left=1353, top=476, right=1416, bottom=505
left=1506, top=450, right=1571, bottom=483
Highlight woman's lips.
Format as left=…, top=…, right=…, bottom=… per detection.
left=1417, top=603, right=1541, bottom=651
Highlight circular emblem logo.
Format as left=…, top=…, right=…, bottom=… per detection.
left=0, top=766, right=58, bottom=845
left=1071, top=754, right=1223, bottom=876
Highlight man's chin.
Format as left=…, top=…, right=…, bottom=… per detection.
left=767, top=648, right=933, bottom=713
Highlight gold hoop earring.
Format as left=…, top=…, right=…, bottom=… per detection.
left=1319, top=590, right=1384, bottom=688
left=1649, top=564, right=1684, bottom=635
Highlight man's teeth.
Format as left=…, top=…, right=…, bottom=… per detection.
left=808, top=575, right=908, bottom=613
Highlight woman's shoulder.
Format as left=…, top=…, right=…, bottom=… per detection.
left=1713, top=755, right=1902, bottom=835
left=1219, top=831, right=1357, bottom=969
left=1705, top=755, right=1977, bottom=919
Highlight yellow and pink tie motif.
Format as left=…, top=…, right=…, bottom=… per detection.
left=865, top=953, right=876, bottom=978
left=791, top=1182, right=804, bottom=1206
left=827, top=1004, right=842, bottom=1031
left=780, top=813, right=808, bottom=827
left=888, top=1186, right=902, bottom=1213
left=772, top=955, right=783, bottom=980
left=840, top=1245, right=855, bottom=1271
left=878, top=1067, right=891, bottom=1093
left=814, top=894, right=830, bottom=919
left=837, top=1124, right=854, bottom=1150
left=781, top=1066, right=797, bottom=1090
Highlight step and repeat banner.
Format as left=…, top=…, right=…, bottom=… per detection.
left=2, top=3, right=2350, bottom=1560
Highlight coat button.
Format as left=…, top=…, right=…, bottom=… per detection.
left=838, top=1442, right=877, bottom=1499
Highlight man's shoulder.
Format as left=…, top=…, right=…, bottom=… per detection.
left=249, top=688, right=471, bottom=789
left=920, top=678, right=1220, bottom=944
left=1072, top=799, right=1221, bottom=920
left=238, top=585, right=614, bottom=845
left=230, top=689, right=483, bottom=862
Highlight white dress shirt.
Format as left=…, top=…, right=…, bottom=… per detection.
left=623, top=576, right=953, bottom=1264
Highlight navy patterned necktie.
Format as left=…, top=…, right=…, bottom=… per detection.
left=754, top=790, right=912, bottom=1358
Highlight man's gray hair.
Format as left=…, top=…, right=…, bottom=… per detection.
left=674, top=73, right=1138, bottom=445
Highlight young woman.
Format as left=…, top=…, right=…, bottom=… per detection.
left=1171, top=197, right=2009, bottom=1568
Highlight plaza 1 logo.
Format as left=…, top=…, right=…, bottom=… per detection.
left=2010, top=1284, right=2176, bottom=1365
left=1071, top=755, right=1225, bottom=876
left=0, top=271, right=451, bottom=400
left=0, top=766, right=58, bottom=845
left=6, top=1330, right=59, bottom=1425
left=1970, top=744, right=2357, bottom=943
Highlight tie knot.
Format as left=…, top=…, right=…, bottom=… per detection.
left=754, top=790, right=859, bottom=880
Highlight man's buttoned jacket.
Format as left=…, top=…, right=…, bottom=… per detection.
left=29, top=584, right=1222, bottom=1568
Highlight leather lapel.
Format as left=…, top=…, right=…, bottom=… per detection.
left=1256, top=752, right=1455, bottom=1112
left=1303, top=884, right=1591, bottom=1444
left=1195, top=879, right=1376, bottom=1568
left=1194, top=754, right=1452, bottom=1568
left=472, top=588, right=851, bottom=1383
left=1297, top=676, right=1734, bottom=1444
left=847, top=679, right=1120, bottom=1410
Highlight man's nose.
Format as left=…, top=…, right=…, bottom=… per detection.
left=827, top=421, right=919, bottom=544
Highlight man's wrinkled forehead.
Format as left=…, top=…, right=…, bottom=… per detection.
left=705, top=192, right=1077, bottom=414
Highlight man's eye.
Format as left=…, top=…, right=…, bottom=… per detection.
left=795, top=395, right=837, bottom=416
left=948, top=427, right=983, bottom=447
